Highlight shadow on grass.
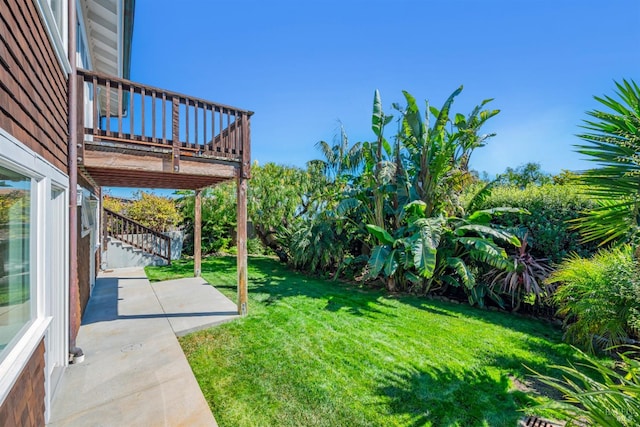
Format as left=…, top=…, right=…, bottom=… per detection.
left=150, top=256, right=570, bottom=333
left=148, top=256, right=396, bottom=318
left=377, top=364, right=524, bottom=427
left=376, top=339, right=577, bottom=426
left=156, top=256, right=583, bottom=424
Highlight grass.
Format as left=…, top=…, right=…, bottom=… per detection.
left=146, top=256, right=578, bottom=427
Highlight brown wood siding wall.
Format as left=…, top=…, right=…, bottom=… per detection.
left=0, top=0, right=69, bottom=172
left=0, top=340, right=46, bottom=427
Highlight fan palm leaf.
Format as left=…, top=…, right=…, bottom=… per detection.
left=574, top=79, right=640, bottom=245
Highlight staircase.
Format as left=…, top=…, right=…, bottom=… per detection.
left=103, top=208, right=182, bottom=269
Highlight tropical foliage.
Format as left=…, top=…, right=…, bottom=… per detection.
left=284, top=87, right=524, bottom=306
left=572, top=79, right=640, bottom=248
left=532, top=346, right=640, bottom=427
left=473, top=183, right=598, bottom=263
left=486, top=231, right=553, bottom=311
left=547, top=245, right=640, bottom=354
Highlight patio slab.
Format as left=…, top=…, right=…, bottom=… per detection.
left=48, top=268, right=238, bottom=426
left=150, top=277, right=238, bottom=336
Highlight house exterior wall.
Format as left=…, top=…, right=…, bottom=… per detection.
left=0, top=340, right=45, bottom=427
left=0, top=0, right=69, bottom=172
left=0, top=0, right=69, bottom=422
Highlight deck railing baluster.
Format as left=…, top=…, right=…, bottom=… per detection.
left=105, top=79, right=111, bottom=135
left=185, top=99, right=190, bottom=147
left=203, top=104, right=207, bottom=154
left=224, top=110, right=231, bottom=157
left=77, top=69, right=250, bottom=165
left=195, top=101, right=199, bottom=150
left=218, top=108, right=223, bottom=154
left=92, top=75, right=98, bottom=135
left=210, top=105, right=215, bottom=153
left=232, top=112, right=238, bottom=154
left=141, top=87, right=146, bottom=140
left=151, top=90, right=157, bottom=143
left=118, top=82, right=123, bottom=138
left=162, top=92, right=167, bottom=144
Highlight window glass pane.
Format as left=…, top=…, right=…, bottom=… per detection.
left=50, top=0, right=64, bottom=37
left=0, top=165, right=32, bottom=355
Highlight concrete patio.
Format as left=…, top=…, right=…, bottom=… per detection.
left=48, top=268, right=239, bottom=426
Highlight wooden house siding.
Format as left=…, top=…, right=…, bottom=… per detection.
left=0, top=0, right=69, bottom=172
left=0, top=340, right=46, bottom=427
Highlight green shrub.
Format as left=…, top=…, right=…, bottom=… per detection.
left=126, top=191, right=181, bottom=232
left=474, top=183, right=598, bottom=263
left=547, top=246, right=640, bottom=353
left=178, top=183, right=237, bottom=256
left=104, top=192, right=181, bottom=232
left=102, top=195, right=126, bottom=214
left=247, top=238, right=269, bottom=255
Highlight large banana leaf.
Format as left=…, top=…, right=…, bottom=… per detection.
left=446, top=257, right=475, bottom=289
left=466, top=207, right=528, bottom=224
left=371, top=89, right=393, bottom=138
left=455, top=224, right=520, bottom=246
left=366, top=224, right=395, bottom=245
left=367, top=245, right=391, bottom=278
left=384, top=249, right=399, bottom=277
left=336, top=197, right=362, bottom=215
left=411, top=236, right=438, bottom=278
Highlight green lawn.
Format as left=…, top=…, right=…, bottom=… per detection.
left=146, top=256, right=576, bottom=427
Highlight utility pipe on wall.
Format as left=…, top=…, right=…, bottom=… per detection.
left=68, top=0, right=83, bottom=363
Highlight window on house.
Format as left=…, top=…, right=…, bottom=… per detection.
left=80, top=189, right=96, bottom=237
left=0, top=166, right=33, bottom=356
left=49, top=0, right=64, bottom=36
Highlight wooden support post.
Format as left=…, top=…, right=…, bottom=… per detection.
left=237, top=169, right=248, bottom=316
left=194, top=189, right=202, bottom=277
left=236, top=113, right=251, bottom=316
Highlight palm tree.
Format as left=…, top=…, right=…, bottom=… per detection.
left=573, top=79, right=640, bottom=249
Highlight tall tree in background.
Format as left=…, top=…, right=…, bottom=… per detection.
left=248, top=162, right=324, bottom=261
left=495, top=163, right=552, bottom=188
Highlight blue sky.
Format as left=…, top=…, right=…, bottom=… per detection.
left=119, top=0, right=639, bottom=195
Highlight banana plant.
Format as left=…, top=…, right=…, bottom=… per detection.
left=366, top=200, right=522, bottom=301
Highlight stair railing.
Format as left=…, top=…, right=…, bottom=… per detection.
left=103, top=208, right=171, bottom=264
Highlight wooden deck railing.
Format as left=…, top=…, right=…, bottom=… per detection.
left=77, top=69, right=252, bottom=173
left=104, top=208, right=172, bottom=264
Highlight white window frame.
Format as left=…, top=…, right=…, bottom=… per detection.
left=0, top=128, right=69, bottom=410
left=34, top=0, right=71, bottom=74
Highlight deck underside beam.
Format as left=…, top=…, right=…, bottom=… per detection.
left=81, top=148, right=237, bottom=189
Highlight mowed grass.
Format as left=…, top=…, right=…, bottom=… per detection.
left=146, top=256, right=575, bottom=427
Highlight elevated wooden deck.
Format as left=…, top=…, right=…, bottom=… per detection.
left=76, top=69, right=252, bottom=189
